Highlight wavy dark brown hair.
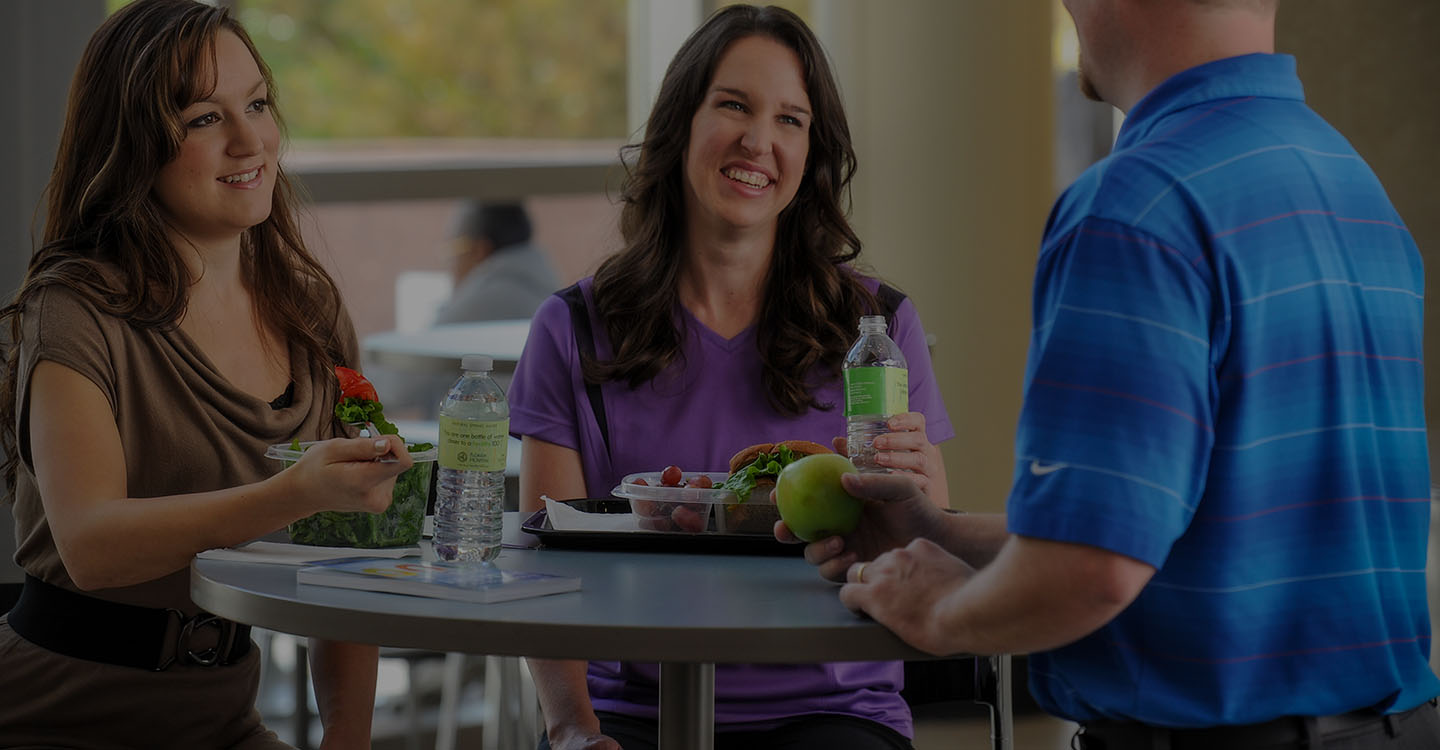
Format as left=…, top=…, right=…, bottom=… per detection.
left=0, top=0, right=346, bottom=496
left=587, top=4, right=880, bottom=416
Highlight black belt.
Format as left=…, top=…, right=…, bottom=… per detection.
left=7, top=574, right=251, bottom=671
left=1078, top=700, right=1437, bottom=750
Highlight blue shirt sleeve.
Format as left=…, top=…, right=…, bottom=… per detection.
left=1006, top=216, right=1217, bottom=566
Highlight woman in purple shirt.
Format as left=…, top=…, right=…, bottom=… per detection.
left=509, top=6, right=954, bottom=749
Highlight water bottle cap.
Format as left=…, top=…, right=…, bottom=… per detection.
left=460, top=354, right=493, bottom=372
left=859, top=315, right=887, bottom=330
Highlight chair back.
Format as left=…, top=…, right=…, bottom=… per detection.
left=903, top=657, right=978, bottom=707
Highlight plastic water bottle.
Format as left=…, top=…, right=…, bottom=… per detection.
left=843, top=315, right=908, bottom=472
left=434, top=354, right=508, bottom=562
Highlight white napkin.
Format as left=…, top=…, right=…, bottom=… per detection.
left=543, top=496, right=641, bottom=532
left=197, top=540, right=421, bottom=565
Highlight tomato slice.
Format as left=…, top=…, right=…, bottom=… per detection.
left=334, top=365, right=378, bottom=402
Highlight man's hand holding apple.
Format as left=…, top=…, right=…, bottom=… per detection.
left=775, top=471, right=949, bottom=582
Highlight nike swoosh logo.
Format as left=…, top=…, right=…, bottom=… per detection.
left=1029, top=460, right=1067, bottom=476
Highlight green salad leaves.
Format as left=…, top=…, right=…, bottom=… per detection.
left=334, top=396, right=399, bottom=437
left=282, top=438, right=434, bottom=547
left=286, top=461, right=433, bottom=547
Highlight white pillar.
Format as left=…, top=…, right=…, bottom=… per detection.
left=818, top=0, right=1055, bottom=512
left=627, top=0, right=705, bottom=139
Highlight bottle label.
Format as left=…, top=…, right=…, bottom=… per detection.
left=844, top=367, right=908, bottom=417
left=438, top=416, right=509, bottom=472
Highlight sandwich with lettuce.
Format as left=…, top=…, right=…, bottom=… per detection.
left=719, top=440, right=832, bottom=504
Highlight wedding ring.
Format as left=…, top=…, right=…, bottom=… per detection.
left=855, top=562, right=868, bottom=584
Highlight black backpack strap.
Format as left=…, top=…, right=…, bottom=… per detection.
left=876, top=282, right=906, bottom=320
left=557, top=283, right=611, bottom=458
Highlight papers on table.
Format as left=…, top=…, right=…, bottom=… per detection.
left=198, top=540, right=420, bottom=566
left=297, top=557, right=579, bottom=603
left=543, top=496, right=641, bottom=532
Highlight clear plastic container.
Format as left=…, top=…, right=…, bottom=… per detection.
left=434, top=354, right=508, bottom=563
left=843, top=315, right=908, bottom=472
left=611, top=471, right=779, bottom=534
left=266, top=441, right=437, bottom=548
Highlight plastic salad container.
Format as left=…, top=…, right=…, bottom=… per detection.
left=611, top=471, right=780, bottom=534
left=266, top=440, right=437, bottom=547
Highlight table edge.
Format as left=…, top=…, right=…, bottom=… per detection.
left=191, top=559, right=938, bottom=664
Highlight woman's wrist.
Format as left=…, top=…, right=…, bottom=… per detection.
left=547, top=716, right=604, bottom=745
left=263, top=461, right=309, bottom=521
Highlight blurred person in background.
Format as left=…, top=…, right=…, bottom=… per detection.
left=433, top=200, right=560, bottom=325
left=375, top=200, right=562, bottom=418
left=791, top=1, right=1440, bottom=749
left=509, top=5, right=953, bottom=750
left=0, top=1, right=410, bottom=746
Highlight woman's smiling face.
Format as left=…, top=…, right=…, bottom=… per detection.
left=682, top=34, right=812, bottom=238
left=153, top=30, right=279, bottom=248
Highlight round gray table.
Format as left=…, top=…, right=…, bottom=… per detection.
left=192, top=532, right=1012, bottom=749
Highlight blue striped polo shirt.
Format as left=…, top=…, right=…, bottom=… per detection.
left=1007, top=53, right=1437, bottom=727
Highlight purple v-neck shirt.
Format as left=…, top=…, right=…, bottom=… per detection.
left=509, top=276, right=953, bottom=736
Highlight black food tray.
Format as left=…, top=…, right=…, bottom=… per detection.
left=521, top=499, right=800, bottom=556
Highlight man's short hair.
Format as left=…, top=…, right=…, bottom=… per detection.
left=452, top=201, right=533, bottom=249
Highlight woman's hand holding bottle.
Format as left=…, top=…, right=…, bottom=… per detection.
left=833, top=411, right=944, bottom=499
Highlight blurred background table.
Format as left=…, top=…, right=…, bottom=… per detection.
left=363, top=319, right=530, bottom=378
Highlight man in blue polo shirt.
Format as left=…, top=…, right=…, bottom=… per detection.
left=786, top=0, right=1440, bottom=747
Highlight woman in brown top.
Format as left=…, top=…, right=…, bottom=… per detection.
left=0, top=1, right=410, bottom=747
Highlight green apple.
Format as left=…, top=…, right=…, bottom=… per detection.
left=775, top=453, right=863, bottom=542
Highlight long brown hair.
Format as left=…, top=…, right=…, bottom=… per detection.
left=0, top=0, right=346, bottom=494
left=587, top=4, right=878, bottom=415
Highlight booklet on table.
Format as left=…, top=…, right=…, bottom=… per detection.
left=296, top=557, right=580, bottom=604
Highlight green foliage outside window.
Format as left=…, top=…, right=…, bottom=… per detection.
left=110, top=0, right=629, bottom=140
